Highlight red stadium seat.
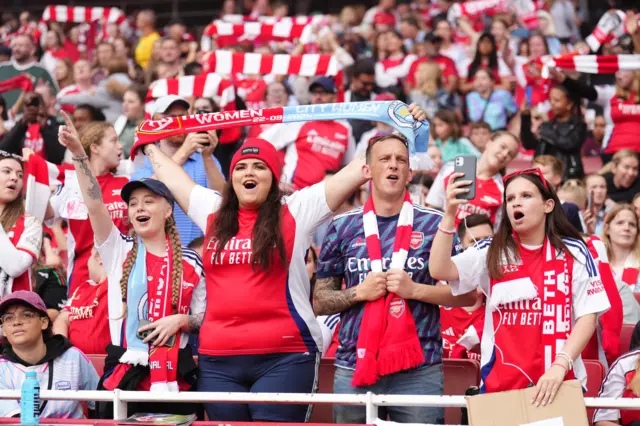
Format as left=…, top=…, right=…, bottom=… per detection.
left=634, top=293, right=640, bottom=306
left=87, top=354, right=105, bottom=376
left=584, top=359, right=606, bottom=426
left=620, top=323, right=636, bottom=355
left=443, top=359, right=480, bottom=425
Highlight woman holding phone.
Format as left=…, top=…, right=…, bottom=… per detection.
left=134, top=104, right=428, bottom=421
left=429, top=168, right=609, bottom=404
left=57, top=113, right=206, bottom=416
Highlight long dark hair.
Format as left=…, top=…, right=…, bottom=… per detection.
left=211, top=176, right=287, bottom=271
left=468, top=32, right=499, bottom=80
left=486, top=173, right=582, bottom=279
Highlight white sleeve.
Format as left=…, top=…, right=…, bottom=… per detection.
left=450, top=240, right=490, bottom=296
left=285, top=181, right=332, bottom=237
left=189, top=274, right=206, bottom=315
left=261, top=121, right=304, bottom=151
left=594, top=85, right=615, bottom=107
left=592, top=357, right=630, bottom=422
left=186, top=185, right=223, bottom=233
left=94, top=224, right=132, bottom=277
left=425, top=163, right=453, bottom=209
left=498, top=58, right=512, bottom=77
left=0, top=364, right=20, bottom=417
left=570, top=243, right=611, bottom=319
left=0, top=218, right=40, bottom=278
left=514, top=56, right=528, bottom=87
left=318, top=314, right=340, bottom=357
left=375, top=62, right=399, bottom=88
left=385, top=55, right=418, bottom=79
left=341, top=122, right=356, bottom=166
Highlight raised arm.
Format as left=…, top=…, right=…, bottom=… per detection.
left=324, top=103, right=427, bottom=212
left=58, top=112, right=114, bottom=246
left=429, top=173, right=472, bottom=282
left=143, top=144, right=198, bottom=215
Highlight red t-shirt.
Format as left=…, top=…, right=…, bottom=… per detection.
left=24, top=124, right=45, bottom=159
left=51, top=172, right=129, bottom=293
left=65, top=279, right=110, bottom=354
left=604, top=94, right=640, bottom=154
left=236, top=78, right=268, bottom=111
left=189, top=183, right=331, bottom=356
left=407, top=55, right=458, bottom=89
left=440, top=305, right=484, bottom=360
left=7, top=215, right=42, bottom=292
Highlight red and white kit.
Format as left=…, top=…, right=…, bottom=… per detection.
left=593, top=350, right=640, bottom=425
left=450, top=237, right=610, bottom=392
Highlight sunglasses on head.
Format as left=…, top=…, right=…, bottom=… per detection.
left=502, top=167, right=549, bottom=191
left=0, top=150, right=24, bottom=162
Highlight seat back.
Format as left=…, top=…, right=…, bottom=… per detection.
left=87, top=354, right=106, bottom=376
left=621, top=323, right=636, bottom=355
left=584, top=359, right=606, bottom=426
left=443, top=359, right=481, bottom=425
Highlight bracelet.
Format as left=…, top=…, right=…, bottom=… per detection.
left=551, top=361, right=569, bottom=375
left=555, top=352, right=574, bottom=370
left=71, top=154, right=89, bottom=162
left=437, top=225, right=456, bottom=235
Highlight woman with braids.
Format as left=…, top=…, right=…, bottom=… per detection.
left=46, top=121, right=129, bottom=295
left=429, top=168, right=610, bottom=405
left=57, top=112, right=206, bottom=417
left=133, top=104, right=427, bottom=422
left=0, top=150, right=42, bottom=296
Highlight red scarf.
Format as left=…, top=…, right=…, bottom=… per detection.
left=0, top=74, right=33, bottom=94
left=489, top=238, right=574, bottom=383
left=352, top=191, right=424, bottom=387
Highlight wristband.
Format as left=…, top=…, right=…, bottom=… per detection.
left=71, top=154, right=89, bottom=162
left=555, top=352, right=573, bottom=370
left=437, top=225, right=456, bottom=235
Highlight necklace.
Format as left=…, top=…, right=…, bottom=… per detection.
left=147, top=255, right=167, bottom=282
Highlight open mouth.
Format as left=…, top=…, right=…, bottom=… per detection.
left=6, top=183, right=16, bottom=191
left=243, top=180, right=257, bottom=189
left=136, top=215, right=150, bottom=224
left=513, top=211, right=525, bottom=221
left=387, top=174, right=399, bottom=182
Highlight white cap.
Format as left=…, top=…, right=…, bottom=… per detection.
left=151, top=95, right=190, bottom=117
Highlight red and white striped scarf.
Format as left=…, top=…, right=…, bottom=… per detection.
left=586, top=10, right=640, bottom=52
left=202, top=20, right=311, bottom=50
left=221, top=14, right=327, bottom=25
left=202, top=51, right=345, bottom=102
left=25, top=154, right=71, bottom=222
left=353, top=190, right=424, bottom=386
left=146, top=74, right=239, bottom=144
left=549, top=54, right=640, bottom=74
left=40, top=5, right=128, bottom=54
left=448, top=0, right=539, bottom=29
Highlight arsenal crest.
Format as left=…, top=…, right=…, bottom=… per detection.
left=410, top=231, right=424, bottom=250
left=389, top=297, right=405, bottom=318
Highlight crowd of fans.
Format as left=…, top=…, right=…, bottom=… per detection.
left=0, top=0, right=639, bottom=424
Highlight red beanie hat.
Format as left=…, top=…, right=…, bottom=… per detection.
left=230, top=138, right=282, bottom=182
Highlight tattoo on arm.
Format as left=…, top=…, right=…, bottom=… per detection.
left=187, top=312, right=204, bottom=333
left=147, top=148, right=162, bottom=170
left=313, top=276, right=357, bottom=315
left=77, top=159, right=103, bottom=201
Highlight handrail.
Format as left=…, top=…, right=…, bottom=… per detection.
left=1, top=390, right=640, bottom=423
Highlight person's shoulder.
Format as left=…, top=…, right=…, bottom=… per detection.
left=331, top=206, right=364, bottom=229
left=562, top=237, right=598, bottom=274
left=181, top=246, right=204, bottom=270
left=413, top=203, right=444, bottom=219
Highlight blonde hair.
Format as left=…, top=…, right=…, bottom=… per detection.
left=119, top=216, right=183, bottom=316
left=558, top=179, right=587, bottom=210
left=601, top=203, right=640, bottom=264
left=0, top=155, right=25, bottom=232
left=415, top=62, right=441, bottom=98
left=79, top=122, right=113, bottom=158
left=615, top=71, right=640, bottom=105
left=600, top=149, right=640, bottom=175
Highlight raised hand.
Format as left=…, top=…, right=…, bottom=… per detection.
left=58, top=111, right=84, bottom=157
left=408, top=103, right=427, bottom=122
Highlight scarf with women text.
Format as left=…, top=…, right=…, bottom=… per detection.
left=132, top=101, right=432, bottom=171
left=120, top=236, right=185, bottom=392
left=352, top=191, right=424, bottom=387
left=489, top=238, right=574, bottom=378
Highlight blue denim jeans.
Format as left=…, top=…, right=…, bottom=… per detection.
left=333, top=364, right=444, bottom=424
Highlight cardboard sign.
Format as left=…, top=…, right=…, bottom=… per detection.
left=467, top=380, right=589, bottom=426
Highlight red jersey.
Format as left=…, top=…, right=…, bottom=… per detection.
left=7, top=215, right=42, bottom=292
left=604, top=94, right=640, bottom=154
left=426, top=163, right=503, bottom=227
left=24, top=124, right=45, bottom=159
left=236, top=79, right=268, bottom=111
left=187, top=183, right=332, bottom=356
left=440, top=305, right=484, bottom=360
left=64, top=279, right=110, bottom=354
left=407, top=55, right=458, bottom=89
left=593, top=350, right=640, bottom=424
left=50, top=171, right=129, bottom=293
left=261, top=120, right=355, bottom=190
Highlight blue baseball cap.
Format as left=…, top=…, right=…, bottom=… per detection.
left=309, top=76, right=336, bottom=94
left=121, top=178, right=175, bottom=206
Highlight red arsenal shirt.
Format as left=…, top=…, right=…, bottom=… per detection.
left=65, top=279, right=110, bottom=354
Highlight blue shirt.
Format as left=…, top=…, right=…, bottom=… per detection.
left=466, top=89, right=517, bottom=130
left=317, top=204, right=460, bottom=370
left=132, top=151, right=223, bottom=245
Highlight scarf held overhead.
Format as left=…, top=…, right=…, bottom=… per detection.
left=133, top=101, right=432, bottom=170
left=352, top=191, right=423, bottom=386
left=120, top=237, right=184, bottom=392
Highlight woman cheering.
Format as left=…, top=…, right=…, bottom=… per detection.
left=58, top=113, right=205, bottom=416
left=429, top=168, right=610, bottom=405
left=135, top=104, right=427, bottom=422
